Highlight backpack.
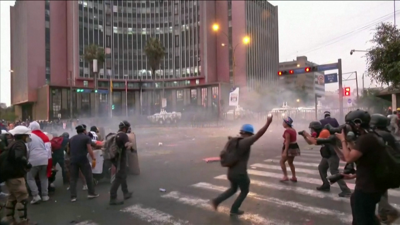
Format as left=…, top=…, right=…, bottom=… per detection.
left=51, top=137, right=64, bottom=151
left=220, top=137, right=243, bottom=167
left=372, top=131, right=400, bottom=189
left=103, top=132, right=121, bottom=160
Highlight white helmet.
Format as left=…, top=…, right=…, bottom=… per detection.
left=9, top=126, right=32, bottom=136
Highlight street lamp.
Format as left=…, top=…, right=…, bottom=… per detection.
left=212, top=23, right=251, bottom=86
left=296, top=99, right=300, bottom=103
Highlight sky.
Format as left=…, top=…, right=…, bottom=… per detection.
left=0, top=1, right=398, bottom=106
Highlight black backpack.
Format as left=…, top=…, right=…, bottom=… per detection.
left=220, top=137, right=243, bottom=167
left=372, top=130, right=400, bottom=190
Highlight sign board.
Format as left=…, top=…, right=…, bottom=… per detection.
left=324, top=73, right=338, bottom=83
left=229, top=87, right=239, bottom=106
left=161, top=98, right=167, bottom=108
left=347, top=98, right=352, bottom=106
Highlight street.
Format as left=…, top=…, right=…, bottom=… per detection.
left=16, top=126, right=400, bottom=225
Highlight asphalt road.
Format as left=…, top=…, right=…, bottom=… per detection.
left=7, top=125, right=400, bottom=225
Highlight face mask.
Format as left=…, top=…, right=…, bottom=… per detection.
left=25, top=137, right=32, bottom=143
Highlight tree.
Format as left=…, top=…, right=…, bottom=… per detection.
left=355, top=88, right=390, bottom=113
left=82, top=44, right=105, bottom=117
left=144, top=37, right=166, bottom=80
left=366, top=22, right=400, bottom=87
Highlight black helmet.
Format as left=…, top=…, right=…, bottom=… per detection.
left=345, top=109, right=371, bottom=128
left=370, top=114, right=389, bottom=130
left=119, top=120, right=131, bottom=130
left=309, top=121, right=323, bottom=131
left=90, top=126, right=98, bottom=132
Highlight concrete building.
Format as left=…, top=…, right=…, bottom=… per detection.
left=278, top=56, right=325, bottom=105
left=10, top=0, right=279, bottom=120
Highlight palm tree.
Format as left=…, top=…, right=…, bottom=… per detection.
left=144, top=37, right=166, bottom=112
left=144, top=37, right=166, bottom=81
left=82, top=44, right=105, bottom=117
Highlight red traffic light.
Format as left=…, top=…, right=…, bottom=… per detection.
left=344, top=87, right=351, bottom=96
left=289, top=70, right=294, bottom=74
left=305, top=67, right=311, bottom=72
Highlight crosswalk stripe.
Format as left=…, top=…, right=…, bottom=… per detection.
left=246, top=169, right=357, bottom=190
left=161, top=191, right=286, bottom=225
left=251, top=163, right=320, bottom=175
left=191, top=182, right=352, bottom=224
left=121, top=204, right=191, bottom=225
left=214, top=174, right=348, bottom=202
left=75, top=221, right=98, bottom=225
left=265, top=159, right=345, bottom=169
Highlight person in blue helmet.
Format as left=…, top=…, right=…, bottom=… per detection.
left=211, top=115, right=273, bottom=216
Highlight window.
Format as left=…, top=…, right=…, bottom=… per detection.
left=175, top=35, right=179, bottom=47
left=174, top=5, right=178, bottom=15
left=175, top=56, right=179, bottom=68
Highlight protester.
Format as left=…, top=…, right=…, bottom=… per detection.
left=53, top=132, right=69, bottom=184
left=27, top=121, right=50, bottom=204
left=211, top=115, right=273, bottom=216
left=280, top=116, right=300, bottom=182
left=68, top=125, right=99, bottom=202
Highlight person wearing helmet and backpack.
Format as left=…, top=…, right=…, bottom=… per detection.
left=335, top=110, right=387, bottom=225
left=211, top=115, right=273, bottom=216
left=1, top=126, right=35, bottom=225
left=106, top=121, right=133, bottom=205
left=299, top=121, right=351, bottom=197
left=369, top=114, right=399, bottom=224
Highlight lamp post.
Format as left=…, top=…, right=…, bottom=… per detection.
left=212, top=23, right=250, bottom=87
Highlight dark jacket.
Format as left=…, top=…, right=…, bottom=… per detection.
left=320, top=116, right=339, bottom=128
left=2, top=140, right=30, bottom=179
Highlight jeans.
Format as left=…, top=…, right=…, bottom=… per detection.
left=110, top=159, right=128, bottom=199
left=26, top=165, right=48, bottom=197
left=351, top=189, right=383, bottom=225
left=52, top=156, right=67, bottom=183
left=70, top=161, right=95, bottom=198
left=318, top=155, right=351, bottom=193
left=213, top=174, right=250, bottom=212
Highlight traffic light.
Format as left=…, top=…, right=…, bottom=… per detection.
left=94, top=90, right=98, bottom=93
left=112, top=104, right=115, bottom=110
left=344, top=87, right=351, bottom=96
left=76, top=89, right=84, bottom=93
left=278, top=71, right=289, bottom=76
left=304, top=66, right=318, bottom=73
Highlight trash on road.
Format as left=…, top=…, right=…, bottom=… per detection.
left=203, top=157, right=220, bottom=163
left=159, top=188, right=166, bottom=192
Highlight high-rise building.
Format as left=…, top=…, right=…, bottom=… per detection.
left=10, top=0, right=279, bottom=120
left=278, top=56, right=325, bottom=105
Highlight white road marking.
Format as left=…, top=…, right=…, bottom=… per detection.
left=75, top=221, right=99, bottom=225
left=246, top=169, right=356, bottom=190
left=265, top=159, right=345, bottom=169
left=161, top=191, right=288, bottom=225
left=191, top=182, right=352, bottom=224
left=121, top=204, right=191, bottom=225
left=251, top=163, right=320, bottom=175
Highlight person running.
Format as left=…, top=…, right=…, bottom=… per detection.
left=280, top=116, right=300, bottom=182
left=211, top=115, right=273, bottom=216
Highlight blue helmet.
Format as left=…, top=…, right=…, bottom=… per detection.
left=240, top=124, right=254, bottom=134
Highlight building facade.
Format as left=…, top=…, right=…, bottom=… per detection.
left=278, top=56, right=325, bottom=106
left=10, top=0, right=278, bottom=120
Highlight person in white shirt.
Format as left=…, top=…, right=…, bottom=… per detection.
left=27, top=122, right=50, bottom=204
left=390, top=112, right=399, bottom=135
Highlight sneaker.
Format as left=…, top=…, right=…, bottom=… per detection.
left=123, top=192, right=133, bottom=200
left=42, top=196, right=50, bottom=202
left=71, top=198, right=77, bottom=202
left=87, top=194, right=99, bottom=199
left=30, top=195, right=41, bottom=204
left=230, top=210, right=245, bottom=216
left=82, top=185, right=88, bottom=191
left=338, top=192, right=351, bottom=198
left=316, top=185, right=330, bottom=192
left=109, top=199, right=124, bottom=205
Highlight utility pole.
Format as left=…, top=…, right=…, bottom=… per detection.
left=395, top=0, right=397, bottom=26
left=338, top=59, right=344, bottom=121
left=355, top=71, right=359, bottom=100
left=69, top=71, right=73, bottom=119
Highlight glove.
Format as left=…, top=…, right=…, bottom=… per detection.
left=91, top=160, right=96, bottom=169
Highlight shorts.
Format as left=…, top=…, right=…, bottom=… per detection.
left=282, top=143, right=301, bottom=157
